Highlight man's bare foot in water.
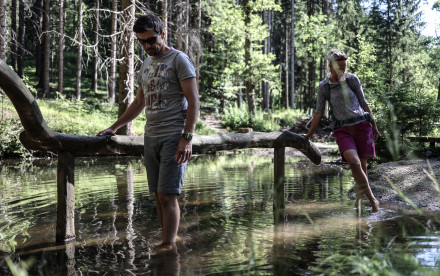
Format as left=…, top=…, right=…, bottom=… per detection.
left=154, top=242, right=178, bottom=256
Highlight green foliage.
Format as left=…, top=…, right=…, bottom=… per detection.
left=221, top=104, right=304, bottom=132
left=5, top=257, right=34, bottom=276
left=203, top=0, right=281, bottom=109
left=296, top=12, right=330, bottom=58
left=0, top=116, right=28, bottom=158
left=222, top=103, right=251, bottom=130
left=195, top=121, right=217, bottom=135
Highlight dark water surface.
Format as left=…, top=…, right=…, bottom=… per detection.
left=0, top=153, right=439, bottom=275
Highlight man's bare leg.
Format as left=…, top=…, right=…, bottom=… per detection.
left=156, top=192, right=180, bottom=245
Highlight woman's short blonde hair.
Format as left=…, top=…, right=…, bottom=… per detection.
left=327, top=49, right=347, bottom=65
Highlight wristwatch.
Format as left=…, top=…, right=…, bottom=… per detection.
left=182, top=133, right=193, bottom=141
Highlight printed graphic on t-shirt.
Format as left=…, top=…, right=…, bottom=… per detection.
left=142, top=63, right=169, bottom=110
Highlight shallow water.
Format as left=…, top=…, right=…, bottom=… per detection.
left=0, top=153, right=439, bottom=275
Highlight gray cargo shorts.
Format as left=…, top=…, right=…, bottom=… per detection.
left=144, top=133, right=187, bottom=194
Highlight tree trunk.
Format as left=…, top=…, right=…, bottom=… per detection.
left=262, top=11, right=267, bottom=110
left=307, top=0, right=315, bottom=112
left=42, top=0, right=50, bottom=97
left=168, top=0, right=173, bottom=44
left=323, top=0, right=329, bottom=118
left=33, top=0, right=43, bottom=79
left=116, top=0, right=135, bottom=136
left=0, top=0, right=6, bottom=61
left=184, top=0, right=189, bottom=53
left=386, top=0, right=393, bottom=86
left=285, top=6, right=289, bottom=109
left=58, top=0, right=65, bottom=94
left=161, top=0, right=167, bottom=43
left=176, top=0, right=182, bottom=50
left=290, top=0, right=295, bottom=109
left=109, top=0, right=118, bottom=104
left=267, top=10, right=272, bottom=111
left=17, top=0, right=25, bottom=77
left=196, top=0, right=201, bottom=82
left=11, top=0, right=17, bottom=70
left=262, top=10, right=270, bottom=111
left=91, top=0, right=100, bottom=93
left=438, top=78, right=440, bottom=102
left=243, top=0, right=256, bottom=115
left=75, top=0, right=83, bottom=101
left=323, top=0, right=329, bottom=74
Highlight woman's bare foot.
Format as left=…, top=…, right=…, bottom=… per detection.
left=371, top=198, right=380, bottom=213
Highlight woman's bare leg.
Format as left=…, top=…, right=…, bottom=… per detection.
left=343, top=149, right=379, bottom=212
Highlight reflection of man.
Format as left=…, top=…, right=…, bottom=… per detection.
left=97, top=14, right=199, bottom=249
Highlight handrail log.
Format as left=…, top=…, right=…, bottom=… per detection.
left=0, top=60, right=321, bottom=165
left=19, top=131, right=321, bottom=164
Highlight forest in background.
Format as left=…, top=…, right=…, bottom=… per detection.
left=0, top=0, right=439, bottom=160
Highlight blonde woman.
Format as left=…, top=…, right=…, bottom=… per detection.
left=304, top=49, right=380, bottom=212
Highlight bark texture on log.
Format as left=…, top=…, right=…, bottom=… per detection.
left=0, top=60, right=321, bottom=165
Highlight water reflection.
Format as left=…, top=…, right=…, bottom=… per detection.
left=0, top=155, right=439, bottom=275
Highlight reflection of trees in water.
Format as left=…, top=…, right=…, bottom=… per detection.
left=115, top=163, right=136, bottom=272
left=285, top=164, right=346, bottom=202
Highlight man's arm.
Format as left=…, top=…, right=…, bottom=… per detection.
left=174, top=77, right=200, bottom=163
left=96, top=86, right=146, bottom=136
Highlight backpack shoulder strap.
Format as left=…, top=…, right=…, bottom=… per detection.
left=345, top=73, right=359, bottom=93
left=345, top=73, right=362, bottom=104
left=324, top=83, right=331, bottom=102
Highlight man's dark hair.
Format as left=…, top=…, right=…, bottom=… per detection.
left=133, top=14, right=163, bottom=34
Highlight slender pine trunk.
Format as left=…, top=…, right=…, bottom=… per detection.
left=75, top=0, right=83, bottom=101
left=58, top=0, right=64, bottom=94
left=109, top=0, right=118, bottom=104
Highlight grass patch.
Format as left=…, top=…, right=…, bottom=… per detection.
left=38, top=98, right=145, bottom=136
left=221, top=103, right=306, bottom=132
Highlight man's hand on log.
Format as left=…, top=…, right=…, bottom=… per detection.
left=96, top=128, right=115, bottom=136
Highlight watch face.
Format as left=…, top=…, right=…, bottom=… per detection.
left=182, top=133, right=192, bottom=140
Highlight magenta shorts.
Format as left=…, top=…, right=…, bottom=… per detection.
left=334, top=120, right=376, bottom=160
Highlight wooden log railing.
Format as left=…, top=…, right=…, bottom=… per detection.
left=0, top=60, right=321, bottom=242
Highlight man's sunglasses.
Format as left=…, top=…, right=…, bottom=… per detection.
left=138, top=33, right=160, bottom=46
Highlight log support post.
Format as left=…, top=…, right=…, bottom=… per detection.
left=56, top=151, right=75, bottom=243
left=273, top=147, right=285, bottom=220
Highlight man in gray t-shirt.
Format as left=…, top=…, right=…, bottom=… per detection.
left=97, top=14, right=199, bottom=251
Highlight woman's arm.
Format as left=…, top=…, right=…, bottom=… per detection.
left=304, top=112, right=323, bottom=139
left=362, top=104, right=379, bottom=140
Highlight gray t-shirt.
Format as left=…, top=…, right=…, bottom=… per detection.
left=314, top=73, right=368, bottom=125
left=137, top=47, right=196, bottom=137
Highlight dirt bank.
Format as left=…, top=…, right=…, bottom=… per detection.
left=367, top=159, right=440, bottom=211
left=264, top=146, right=440, bottom=211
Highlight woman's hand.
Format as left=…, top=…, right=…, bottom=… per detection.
left=302, top=133, right=312, bottom=139
left=372, top=125, right=379, bottom=140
